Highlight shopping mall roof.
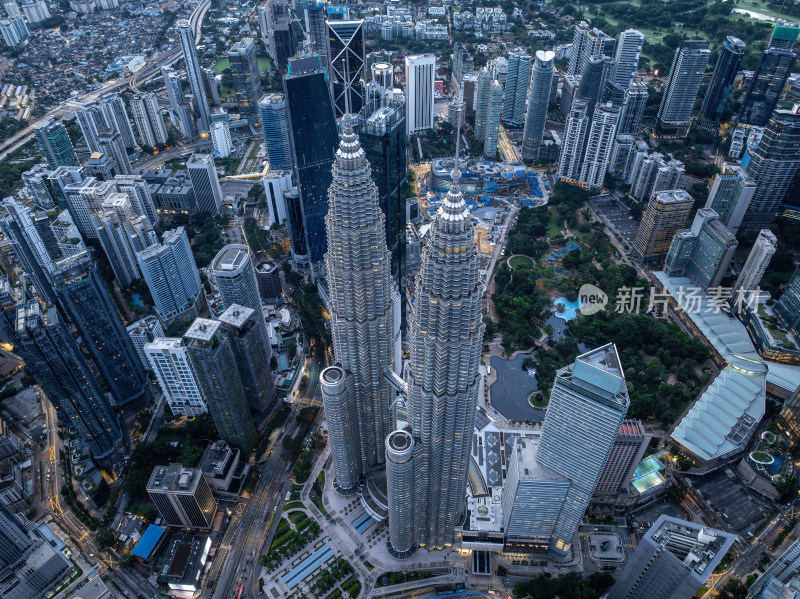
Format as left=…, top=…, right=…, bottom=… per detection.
left=655, top=273, right=778, bottom=463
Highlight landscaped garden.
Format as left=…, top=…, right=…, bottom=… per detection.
left=491, top=182, right=713, bottom=425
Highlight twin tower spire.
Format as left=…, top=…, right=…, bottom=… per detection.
left=321, top=109, right=484, bottom=555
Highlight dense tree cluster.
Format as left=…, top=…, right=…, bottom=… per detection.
left=514, top=572, right=615, bottom=599
left=122, top=414, right=217, bottom=499
left=569, top=311, right=711, bottom=423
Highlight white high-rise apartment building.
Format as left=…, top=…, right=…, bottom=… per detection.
left=578, top=103, right=621, bottom=190
left=404, top=54, right=435, bottom=136
left=100, top=94, right=137, bottom=149
left=568, top=21, right=615, bottom=77
left=732, top=229, right=777, bottom=299
left=611, top=29, right=645, bottom=87
left=210, top=121, right=233, bottom=158
left=20, top=0, right=49, bottom=25
left=557, top=99, right=590, bottom=183
left=4, top=1, right=21, bottom=18
left=130, top=93, right=168, bottom=148
left=145, top=337, right=207, bottom=416
left=0, top=20, right=20, bottom=47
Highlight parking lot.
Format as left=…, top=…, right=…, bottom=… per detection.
left=589, top=195, right=640, bottom=246
left=692, top=469, right=771, bottom=536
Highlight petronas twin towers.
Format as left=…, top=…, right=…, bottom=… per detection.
left=321, top=112, right=485, bottom=556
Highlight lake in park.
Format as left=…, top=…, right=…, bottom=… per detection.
left=489, top=351, right=546, bottom=423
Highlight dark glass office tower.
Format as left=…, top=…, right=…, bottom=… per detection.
left=0, top=502, right=32, bottom=578
left=1, top=301, right=124, bottom=465
left=54, top=253, right=150, bottom=406
left=327, top=20, right=365, bottom=117
left=741, top=108, right=800, bottom=229
left=284, top=56, right=339, bottom=274
left=700, top=36, right=745, bottom=125
left=359, top=97, right=407, bottom=285
left=228, top=38, right=263, bottom=127
left=33, top=121, right=78, bottom=169
left=738, top=25, right=798, bottom=127
left=273, top=16, right=295, bottom=71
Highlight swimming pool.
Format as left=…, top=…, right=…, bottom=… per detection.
left=554, top=297, right=581, bottom=321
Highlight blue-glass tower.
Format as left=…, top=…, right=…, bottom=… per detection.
left=259, top=93, right=293, bottom=170
left=700, top=36, right=745, bottom=124
left=284, top=55, right=339, bottom=274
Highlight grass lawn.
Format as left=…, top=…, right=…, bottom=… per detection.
left=547, top=217, right=563, bottom=238
left=732, top=0, right=783, bottom=19
left=212, top=58, right=229, bottom=73
left=509, top=255, right=534, bottom=269
left=258, top=57, right=271, bottom=72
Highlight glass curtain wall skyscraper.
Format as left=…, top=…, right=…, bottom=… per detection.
left=322, top=115, right=402, bottom=491
left=2, top=300, right=124, bottom=466
left=359, top=96, right=407, bottom=286
left=228, top=38, right=263, bottom=126
left=741, top=108, right=800, bottom=229
left=327, top=20, right=365, bottom=118
left=655, top=39, right=710, bottom=136
left=538, top=344, right=629, bottom=555
left=502, top=52, right=532, bottom=126
left=259, top=93, right=292, bottom=169
left=737, top=24, right=798, bottom=128
left=699, top=36, right=745, bottom=128
left=387, top=112, right=485, bottom=553
left=178, top=19, right=211, bottom=132
left=521, top=50, right=555, bottom=161
left=284, top=56, right=339, bottom=275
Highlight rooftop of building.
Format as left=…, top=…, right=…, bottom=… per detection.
left=218, top=304, right=255, bottom=329
left=619, top=419, right=645, bottom=437
left=130, top=524, right=166, bottom=561
left=186, top=153, right=214, bottom=167
left=147, top=463, right=203, bottom=494
left=653, top=189, right=694, bottom=205
left=656, top=273, right=800, bottom=462
left=212, top=244, right=250, bottom=273
left=255, top=261, right=279, bottom=275
left=67, top=576, right=110, bottom=599
left=162, top=226, right=187, bottom=245
left=184, top=318, right=221, bottom=343
left=570, top=343, right=629, bottom=405
left=144, top=337, right=184, bottom=351
left=126, top=315, right=161, bottom=335
left=157, top=534, right=211, bottom=588
left=513, top=436, right=568, bottom=483
left=198, top=440, right=238, bottom=477
left=645, top=515, right=736, bottom=578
